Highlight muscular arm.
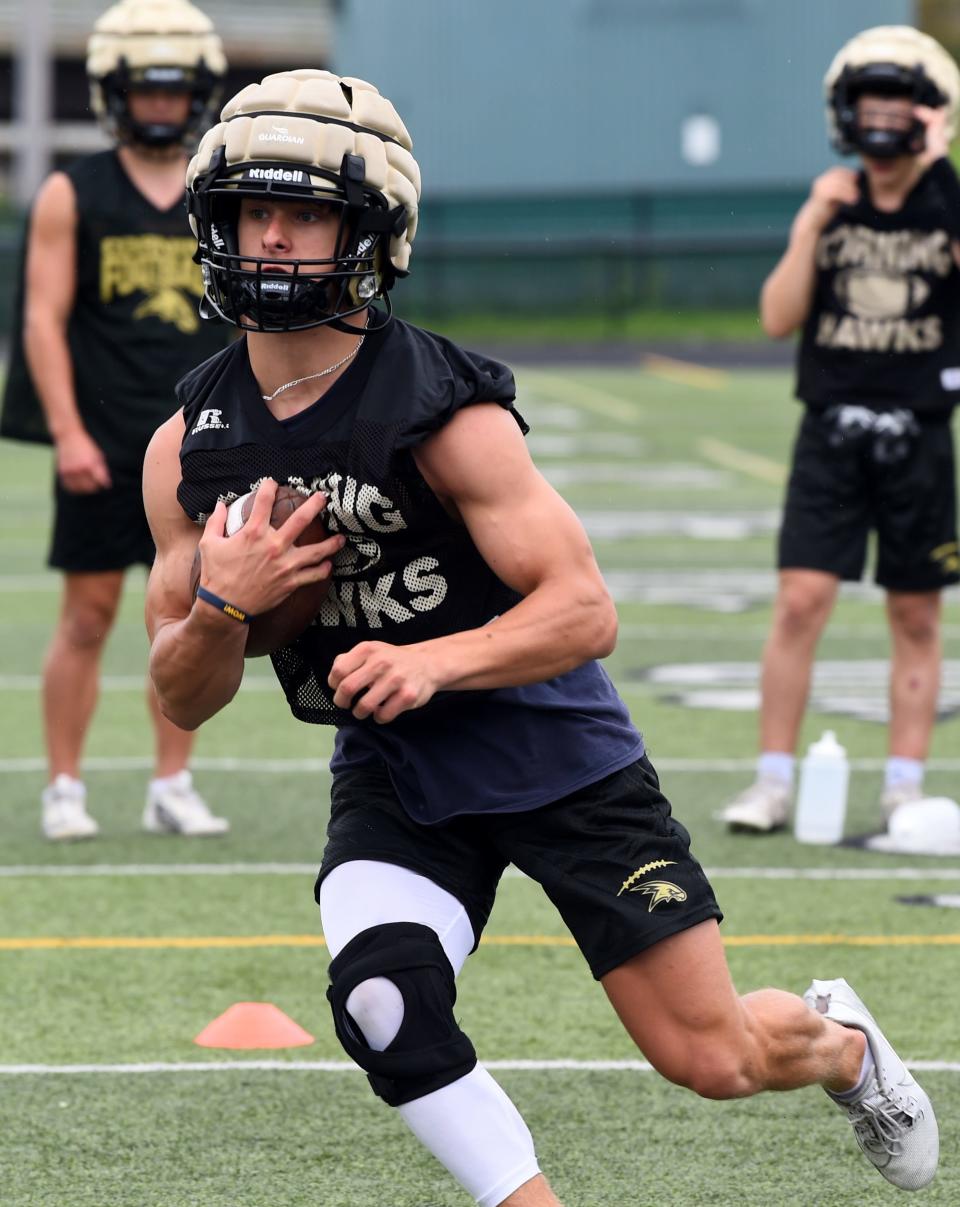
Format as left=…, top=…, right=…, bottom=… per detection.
left=23, top=172, right=111, bottom=492
left=143, top=414, right=247, bottom=729
left=144, top=417, right=342, bottom=729
left=760, top=168, right=859, bottom=339
left=330, top=403, right=618, bottom=720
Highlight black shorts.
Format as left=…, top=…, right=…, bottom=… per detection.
left=779, top=407, right=959, bottom=591
left=48, top=468, right=155, bottom=573
left=316, top=756, right=722, bottom=981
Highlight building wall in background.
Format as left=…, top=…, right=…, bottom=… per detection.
left=336, top=0, right=914, bottom=195
left=336, top=0, right=918, bottom=313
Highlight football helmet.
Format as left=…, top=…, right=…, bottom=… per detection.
left=824, top=25, right=960, bottom=158
left=185, top=69, right=420, bottom=333
left=87, top=0, right=227, bottom=149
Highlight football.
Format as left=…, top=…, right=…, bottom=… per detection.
left=190, top=484, right=332, bottom=657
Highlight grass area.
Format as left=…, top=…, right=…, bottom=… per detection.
left=396, top=305, right=767, bottom=345
left=1, top=362, right=958, bottom=1205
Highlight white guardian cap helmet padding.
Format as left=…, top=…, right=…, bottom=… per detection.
left=87, top=0, right=227, bottom=149
left=824, top=26, right=960, bottom=159
left=865, top=797, right=960, bottom=856
left=185, top=69, right=421, bottom=333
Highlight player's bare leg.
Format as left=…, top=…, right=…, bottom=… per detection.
left=885, top=589, right=941, bottom=760
left=723, top=569, right=839, bottom=830
left=604, top=920, right=938, bottom=1189
left=146, top=677, right=196, bottom=777
left=603, top=920, right=864, bottom=1097
left=43, top=570, right=123, bottom=778
left=499, top=1175, right=562, bottom=1206
left=759, top=569, right=840, bottom=753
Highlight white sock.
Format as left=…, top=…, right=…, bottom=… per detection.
left=400, top=1065, right=541, bottom=1207
left=149, top=770, right=190, bottom=793
left=48, top=773, right=83, bottom=792
left=758, top=752, right=795, bottom=787
left=884, top=757, right=923, bottom=792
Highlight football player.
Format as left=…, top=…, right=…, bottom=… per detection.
left=723, top=26, right=960, bottom=835
left=0, top=0, right=231, bottom=839
left=143, top=70, right=939, bottom=1203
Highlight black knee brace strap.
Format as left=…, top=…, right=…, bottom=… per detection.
left=326, top=921, right=477, bottom=1107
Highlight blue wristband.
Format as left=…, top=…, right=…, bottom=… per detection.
left=195, top=586, right=253, bottom=625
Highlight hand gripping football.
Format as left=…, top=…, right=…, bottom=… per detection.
left=190, top=484, right=332, bottom=657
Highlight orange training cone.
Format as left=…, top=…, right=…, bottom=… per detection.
left=194, top=1002, right=315, bottom=1049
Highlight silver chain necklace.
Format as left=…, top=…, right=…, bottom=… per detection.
left=260, top=331, right=366, bottom=402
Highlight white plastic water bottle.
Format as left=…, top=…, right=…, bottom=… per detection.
left=793, top=730, right=849, bottom=845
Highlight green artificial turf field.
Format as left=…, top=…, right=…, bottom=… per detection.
left=0, top=359, right=957, bottom=1205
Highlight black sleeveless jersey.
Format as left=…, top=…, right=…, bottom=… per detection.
left=796, top=158, right=960, bottom=414
left=0, top=150, right=227, bottom=467
left=176, top=313, right=526, bottom=726
left=177, top=314, right=645, bottom=822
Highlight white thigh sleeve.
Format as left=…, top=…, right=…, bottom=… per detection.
left=319, top=859, right=475, bottom=971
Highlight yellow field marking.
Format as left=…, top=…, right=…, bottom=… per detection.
left=725, top=934, right=960, bottom=948
left=524, top=371, right=640, bottom=423
left=642, top=354, right=727, bottom=390
left=0, top=935, right=327, bottom=951
left=1, top=933, right=958, bottom=952
left=698, top=436, right=788, bottom=485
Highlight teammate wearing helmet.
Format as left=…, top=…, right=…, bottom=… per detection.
left=144, top=69, right=940, bottom=1204
left=723, top=26, right=960, bottom=836
left=0, top=0, right=230, bottom=840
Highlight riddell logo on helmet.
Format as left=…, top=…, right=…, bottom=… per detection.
left=258, top=125, right=305, bottom=146
left=245, top=167, right=305, bottom=183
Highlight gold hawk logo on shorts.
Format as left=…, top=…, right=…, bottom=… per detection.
left=634, top=881, right=688, bottom=912
left=617, top=859, right=687, bottom=911
left=931, top=541, right=960, bottom=575
left=99, top=235, right=204, bottom=334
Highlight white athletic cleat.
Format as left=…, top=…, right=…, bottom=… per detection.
left=880, top=783, right=924, bottom=825
left=142, top=771, right=230, bottom=837
left=720, top=777, right=791, bottom=832
left=41, top=775, right=99, bottom=841
left=804, top=977, right=938, bottom=1191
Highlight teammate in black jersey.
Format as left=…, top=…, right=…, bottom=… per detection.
left=723, top=26, right=960, bottom=836
left=0, top=0, right=230, bottom=840
left=143, top=69, right=939, bottom=1204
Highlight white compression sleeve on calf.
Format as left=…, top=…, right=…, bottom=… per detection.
left=400, top=1065, right=541, bottom=1207
left=319, top=860, right=541, bottom=1204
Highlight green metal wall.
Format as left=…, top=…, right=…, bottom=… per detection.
left=399, top=186, right=806, bottom=314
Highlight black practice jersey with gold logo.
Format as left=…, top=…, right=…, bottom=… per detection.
left=797, top=158, right=960, bottom=413
left=1, top=150, right=228, bottom=466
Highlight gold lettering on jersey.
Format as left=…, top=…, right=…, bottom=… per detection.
left=815, top=224, right=953, bottom=354
left=815, top=313, right=942, bottom=353
left=817, top=225, right=953, bottom=276
left=99, top=235, right=203, bottom=334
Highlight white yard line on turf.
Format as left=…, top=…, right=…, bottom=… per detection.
left=4, top=756, right=960, bottom=774
left=2, top=864, right=960, bottom=881
left=0, top=756, right=331, bottom=772
left=0, top=1059, right=956, bottom=1076
left=0, top=674, right=279, bottom=692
